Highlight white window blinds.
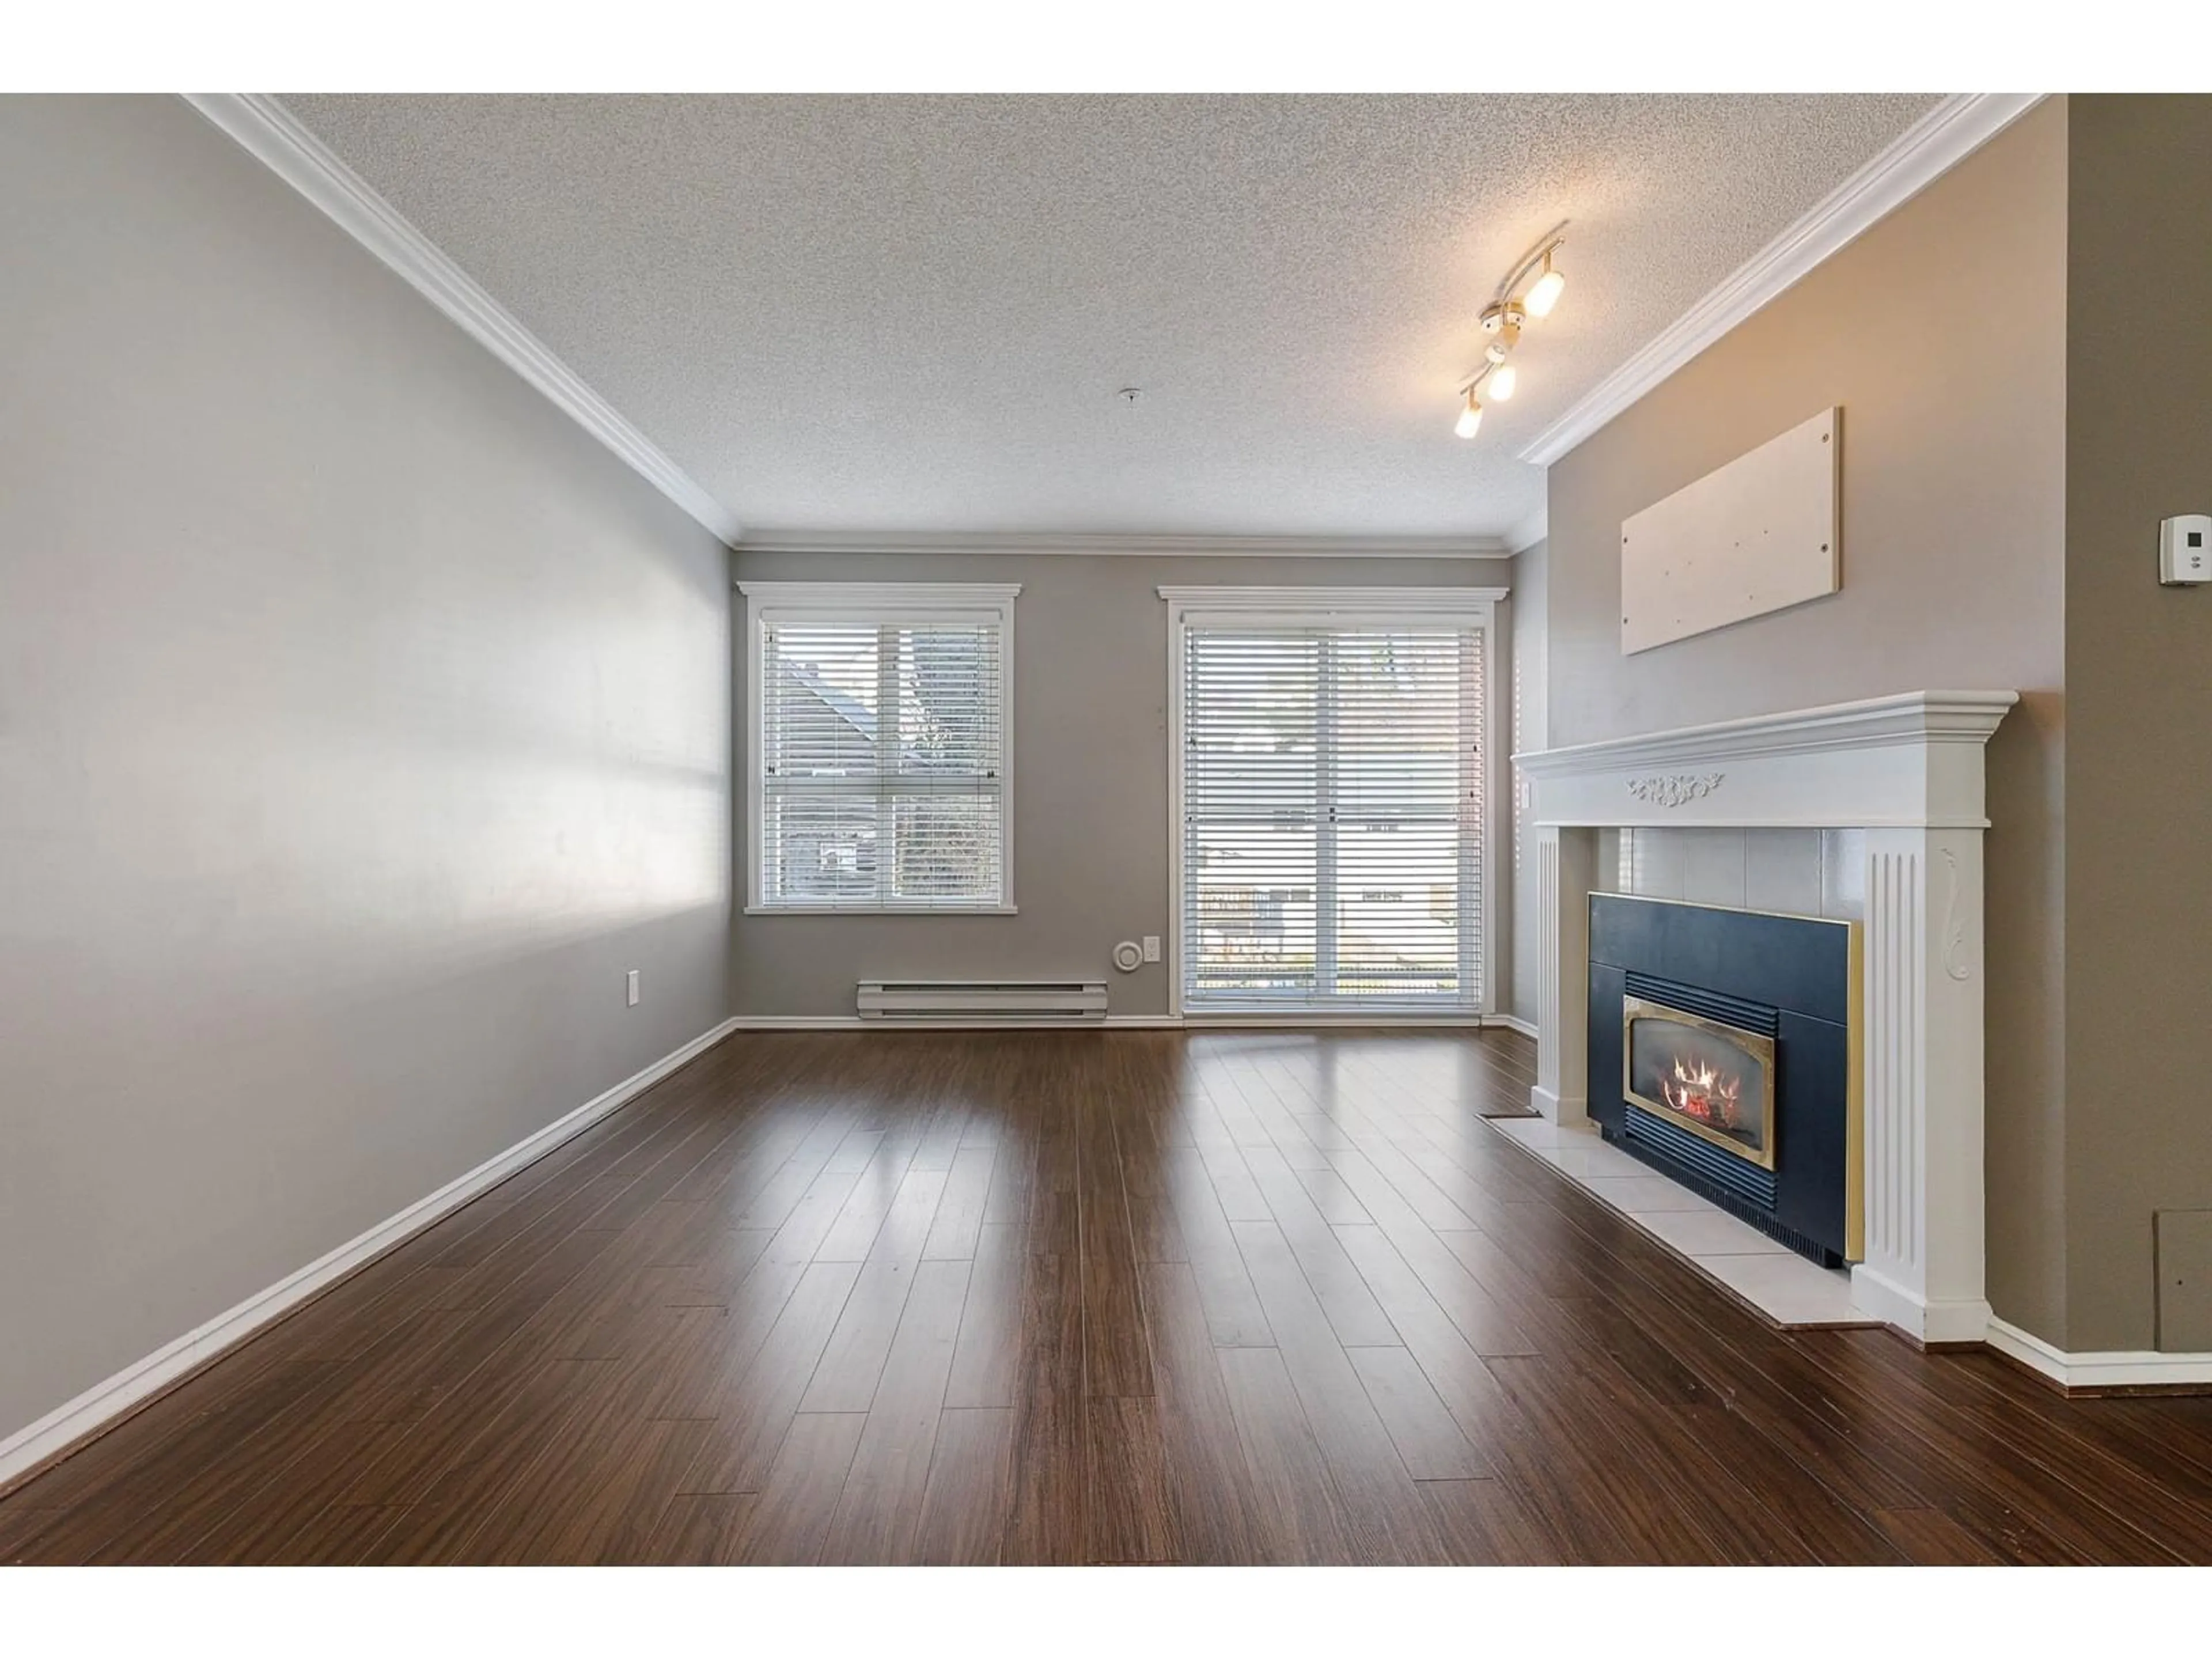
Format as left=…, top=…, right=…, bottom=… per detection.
left=1179, top=619, right=1487, bottom=1012
left=752, top=590, right=1012, bottom=911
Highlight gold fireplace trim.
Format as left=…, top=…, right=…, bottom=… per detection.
left=1622, top=996, right=1780, bottom=1172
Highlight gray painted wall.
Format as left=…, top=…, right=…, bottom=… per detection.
left=1507, top=540, right=1547, bottom=1028
left=2063, top=96, right=2212, bottom=1352
left=0, top=97, right=733, bottom=1446
left=730, top=550, right=1513, bottom=1018
left=1543, top=100, right=2070, bottom=1342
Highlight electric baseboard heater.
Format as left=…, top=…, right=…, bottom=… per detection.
left=855, top=980, right=1109, bottom=1022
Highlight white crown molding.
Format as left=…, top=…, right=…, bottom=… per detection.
left=1505, top=508, right=1548, bottom=556
left=1158, top=584, right=1509, bottom=612
left=1518, top=94, right=2045, bottom=468
left=0, top=1016, right=742, bottom=1494
left=736, top=579, right=1022, bottom=605
left=736, top=529, right=1511, bottom=560
left=181, top=94, right=743, bottom=547
left=1986, top=1316, right=2212, bottom=1393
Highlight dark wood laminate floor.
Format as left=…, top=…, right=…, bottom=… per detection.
left=9, top=1028, right=2212, bottom=1566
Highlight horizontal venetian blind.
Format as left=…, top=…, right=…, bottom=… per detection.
left=759, top=616, right=1006, bottom=908
left=1181, top=623, right=1483, bottom=1010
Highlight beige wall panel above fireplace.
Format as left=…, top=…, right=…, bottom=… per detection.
left=1620, top=407, right=1841, bottom=656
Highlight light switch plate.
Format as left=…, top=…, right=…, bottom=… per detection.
left=1142, top=935, right=1161, bottom=963
left=626, top=969, right=641, bottom=1007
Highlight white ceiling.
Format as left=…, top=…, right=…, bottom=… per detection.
left=281, top=94, right=1939, bottom=543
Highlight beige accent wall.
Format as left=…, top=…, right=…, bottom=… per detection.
left=0, top=98, right=733, bottom=1446
left=1543, top=101, right=2071, bottom=1341
left=729, top=550, right=1513, bottom=1018
left=2063, top=96, right=2212, bottom=1352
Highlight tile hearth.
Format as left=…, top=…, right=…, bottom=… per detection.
left=1483, top=1116, right=1874, bottom=1328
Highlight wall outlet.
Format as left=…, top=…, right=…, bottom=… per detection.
left=1142, top=935, right=1161, bottom=963
left=626, top=969, right=641, bottom=1007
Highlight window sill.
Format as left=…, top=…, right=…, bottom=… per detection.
left=744, top=903, right=1020, bottom=917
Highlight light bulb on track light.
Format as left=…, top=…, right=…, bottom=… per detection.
left=1454, top=392, right=1483, bottom=440
left=1488, top=363, right=1518, bottom=402
left=1525, top=253, right=1566, bottom=319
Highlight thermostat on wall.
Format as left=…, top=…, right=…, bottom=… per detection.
left=2160, top=514, right=2212, bottom=586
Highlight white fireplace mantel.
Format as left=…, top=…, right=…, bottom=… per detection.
left=1513, top=690, right=2017, bottom=1344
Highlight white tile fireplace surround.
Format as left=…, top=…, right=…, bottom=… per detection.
left=1513, top=691, right=2018, bottom=1345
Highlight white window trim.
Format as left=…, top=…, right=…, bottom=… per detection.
left=741, top=580, right=1020, bottom=916
left=1159, top=584, right=1509, bottom=1018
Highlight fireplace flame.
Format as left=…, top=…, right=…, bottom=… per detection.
left=1661, top=1051, right=1744, bottom=1130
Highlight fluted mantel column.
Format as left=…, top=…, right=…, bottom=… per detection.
left=1848, top=827, right=1991, bottom=1343
left=1532, top=824, right=1596, bottom=1125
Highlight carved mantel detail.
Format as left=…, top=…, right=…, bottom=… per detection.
left=1625, top=771, right=1725, bottom=808
left=1940, top=847, right=1972, bottom=982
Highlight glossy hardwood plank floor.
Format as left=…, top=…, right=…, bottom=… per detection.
left=9, top=1028, right=2212, bottom=1566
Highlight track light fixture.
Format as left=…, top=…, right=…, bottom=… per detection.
left=1452, top=222, right=1568, bottom=440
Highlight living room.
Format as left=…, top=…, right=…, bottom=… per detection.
left=5, top=4, right=2209, bottom=1643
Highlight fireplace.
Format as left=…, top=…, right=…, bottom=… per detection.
left=1589, top=894, right=1860, bottom=1267
left=1623, top=997, right=1776, bottom=1171
left=1520, top=690, right=2016, bottom=1341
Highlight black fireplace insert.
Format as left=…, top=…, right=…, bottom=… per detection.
left=1588, top=893, right=1859, bottom=1267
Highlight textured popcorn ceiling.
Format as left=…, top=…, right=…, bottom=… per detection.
left=282, top=94, right=1939, bottom=541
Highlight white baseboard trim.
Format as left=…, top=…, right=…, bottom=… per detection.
left=1985, top=1316, right=2212, bottom=1391
left=1490, top=1013, right=1539, bottom=1039
left=0, top=1015, right=741, bottom=1493
left=1529, top=1085, right=1587, bottom=1125
left=1923, top=1297, right=1998, bottom=1345
left=729, top=1013, right=1505, bottom=1033
left=1178, top=1013, right=1484, bottom=1030
left=1841, top=1264, right=1986, bottom=1343
left=1847, top=1267, right=1914, bottom=1330
left=726, top=1014, right=1180, bottom=1031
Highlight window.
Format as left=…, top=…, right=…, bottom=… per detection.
left=1163, top=586, right=1503, bottom=1014
left=743, top=582, right=1016, bottom=913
